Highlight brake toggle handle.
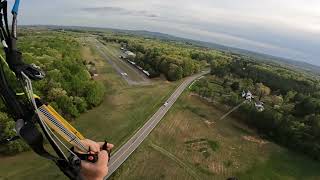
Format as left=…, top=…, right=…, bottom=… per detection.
left=71, top=141, right=111, bottom=163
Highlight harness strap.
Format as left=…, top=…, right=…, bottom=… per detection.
left=2, top=1, right=10, bottom=48
left=4, top=49, right=45, bottom=80
left=0, top=136, right=19, bottom=144
left=0, top=1, right=88, bottom=179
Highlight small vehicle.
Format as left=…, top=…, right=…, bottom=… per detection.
left=164, top=102, right=169, bottom=107
left=121, top=72, right=128, bottom=76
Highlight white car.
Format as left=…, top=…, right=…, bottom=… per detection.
left=164, top=102, right=169, bottom=107
left=121, top=72, right=128, bottom=76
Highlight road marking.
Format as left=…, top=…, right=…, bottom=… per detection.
left=109, top=107, right=164, bottom=167
left=105, top=71, right=209, bottom=178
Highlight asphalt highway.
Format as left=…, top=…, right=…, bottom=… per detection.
left=87, top=37, right=150, bottom=85
left=105, top=70, right=209, bottom=179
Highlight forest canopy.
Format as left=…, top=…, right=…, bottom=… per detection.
left=0, top=30, right=106, bottom=154
left=101, top=34, right=229, bottom=80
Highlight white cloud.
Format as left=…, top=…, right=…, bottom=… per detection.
left=14, top=0, right=320, bottom=65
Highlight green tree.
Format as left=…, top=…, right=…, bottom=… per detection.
left=255, top=83, right=271, bottom=100
left=74, top=97, right=88, bottom=113
left=56, top=95, right=79, bottom=118
left=242, top=78, right=254, bottom=90
left=167, top=64, right=183, bottom=81
left=294, top=97, right=320, bottom=117
left=230, top=82, right=240, bottom=91
left=47, top=87, right=67, bottom=101
left=285, top=91, right=297, bottom=103
left=270, top=95, right=284, bottom=106
left=0, top=112, right=28, bottom=154
left=85, top=81, right=106, bottom=107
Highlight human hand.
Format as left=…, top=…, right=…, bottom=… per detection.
left=78, top=139, right=114, bottom=180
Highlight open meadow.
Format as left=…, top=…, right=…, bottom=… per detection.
left=111, top=92, right=320, bottom=180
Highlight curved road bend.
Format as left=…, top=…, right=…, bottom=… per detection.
left=105, top=70, right=210, bottom=179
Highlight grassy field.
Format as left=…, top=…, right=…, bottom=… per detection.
left=0, top=38, right=178, bottom=180
left=111, top=92, right=320, bottom=180
left=89, top=37, right=148, bottom=84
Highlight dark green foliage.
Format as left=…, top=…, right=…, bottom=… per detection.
left=210, top=57, right=232, bottom=77
left=101, top=35, right=205, bottom=81
left=0, top=30, right=106, bottom=155
left=74, top=97, right=88, bottom=113
left=190, top=51, right=215, bottom=62
left=55, top=95, right=80, bottom=118
left=17, top=31, right=105, bottom=117
left=193, top=57, right=320, bottom=160
left=167, top=64, right=183, bottom=81
left=294, top=97, right=320, bottom=117
left=230, top=82, right=240, bottom=91
left=212, top=58, right=319, bottom=94
left=0, top=112, right=29, bottom=154
left=207, top=140, right=219, bottom=152
left=84, top=81, right=106, bottom=107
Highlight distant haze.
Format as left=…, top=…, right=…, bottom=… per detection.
left=16, top=0, right=320, bottom=66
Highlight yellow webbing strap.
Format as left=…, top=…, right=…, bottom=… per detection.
left=38, top=106, right=72, bottom=143
left=16, top=93, right=41, bottom=100
left=45, top=105, right=85, bottom=140
left=33, top=94, right=41, bottom=99
left=0, top=54, right=16, bottom=76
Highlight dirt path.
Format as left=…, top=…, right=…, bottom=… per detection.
left=149, top=143, right=201, bottom=180
left=219, top=100, right=246, bottom=120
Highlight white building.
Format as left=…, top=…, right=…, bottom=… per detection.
left=242, top=90, right=254, bottom=101
left=255, top=102, right=265, bottom=112
left=125, top=51, right=136, bottom=58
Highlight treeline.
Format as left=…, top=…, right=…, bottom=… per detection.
left=211, top=58, right=318, bottom=94
left=0, top=31, right=105, bottom=154
left=134, top=48, right=200, bottom=81
left=193, top=57, right=320, bottom=160
left=102, top=35, right=225, bottom=81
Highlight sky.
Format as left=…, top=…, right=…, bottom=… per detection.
left=13, top=0, right=320, bottom=66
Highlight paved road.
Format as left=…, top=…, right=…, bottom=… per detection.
left=87, top=37, right=150, bottom=85
left=105, top=70, right=209, bottom=179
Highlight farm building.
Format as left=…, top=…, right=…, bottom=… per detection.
left=125, top=51, right=136, bottom=58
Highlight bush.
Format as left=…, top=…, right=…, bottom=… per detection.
left=85, top=81, right=106, bottom=107
left=207, top=140, right=219, bottom=152
left=0, top=112, right=29, bottom=154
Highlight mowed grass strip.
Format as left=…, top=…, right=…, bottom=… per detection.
left=112, top=92, right=320, bottom=180
left=97, top=40, right=146, bottom=83
left=149, top=142, right=201, bottom=180
left=0, top=38, right=178, bottom=180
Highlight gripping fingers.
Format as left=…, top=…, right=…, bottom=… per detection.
left=79, top=139, right=100, bottom=153
left=100, top=141, right=114, bottom=161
